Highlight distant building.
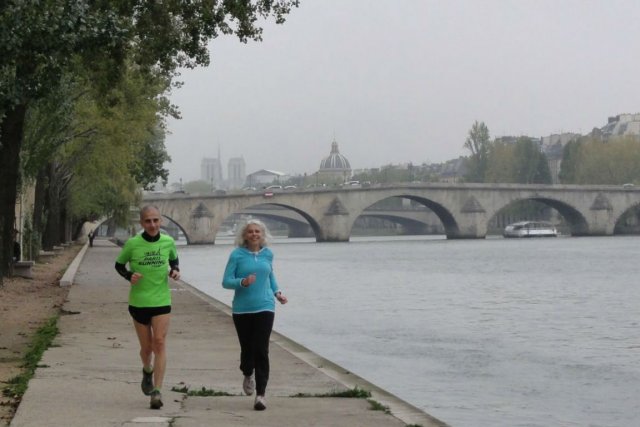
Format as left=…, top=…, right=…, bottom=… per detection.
left=437, top=157, right=467, bottom=183
left=227, top=157, right=246, bottom=189
left=598, top=113, right=640, bottom=138
left=201, top=157, right=223, bottom=188
left=541, top=133, right=581, bottom=184
left=245, top=169, right=289, bottom=188
left=316, top=139, right=352, bottom=184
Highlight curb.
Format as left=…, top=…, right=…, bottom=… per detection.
left=59, top=242, right=89, bottom=287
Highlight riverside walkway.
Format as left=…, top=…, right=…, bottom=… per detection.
left=11, top=239, right=446, bottom=427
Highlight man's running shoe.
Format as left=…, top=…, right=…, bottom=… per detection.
left=141, top=368, right=154, bottom=396
left=150, top=390, right=163, bottom=409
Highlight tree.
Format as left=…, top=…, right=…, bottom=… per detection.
left=18, top=63, right=173, bottom=251
left=131, top=126, right=172, bottom=191
left=463, top=121, right=491, bottom=182
left=483, top=137, right=551, bottom=184
left=558, top=139, right=582, bottom=184
left=0, top=0, right=299, bottom=278
left=565, top=136, right=640, bottom=184
left=484, top=141, right=516, bottom=183
left=512, top=138, right=551, bottom=184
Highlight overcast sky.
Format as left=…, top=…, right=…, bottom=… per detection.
left=164, top=0, right=640, bottom=183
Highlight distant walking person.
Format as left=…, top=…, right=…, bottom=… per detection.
left=115, top=206, right=180, bottom=409
left=88, top=229, right=95, bottom=247
left=222, top=219, right=288, bottom=411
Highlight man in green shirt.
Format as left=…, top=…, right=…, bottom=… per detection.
left=115, top=206, right=180, bottom=409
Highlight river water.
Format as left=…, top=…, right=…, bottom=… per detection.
left=176, top=235, right=640, bottom=427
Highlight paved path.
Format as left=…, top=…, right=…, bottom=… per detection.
left=11, top=239, right=447, bottom=427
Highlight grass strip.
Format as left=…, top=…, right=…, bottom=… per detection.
left=171, top=385, right=236, bottom=396
left=2, top=316, right=59, bottom=398
left=367, top=398, right=391, bottom=413
left=291, top=385, right=372, bottom=398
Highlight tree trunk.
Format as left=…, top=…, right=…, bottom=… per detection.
left=42, top=162, right=59, bottom=250
left=32, top=167, right=47, bottom=256
left=0, top=104, right=27, bottom=279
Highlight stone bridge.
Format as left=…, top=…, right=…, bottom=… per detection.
left=234, top=204, right=441, bottom=237
left=142, top=183, right=640, bottom=244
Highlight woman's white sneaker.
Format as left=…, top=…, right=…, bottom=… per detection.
left=254, top=395, right=266, bottom=411
left=243, top=375, right=255, bottom=395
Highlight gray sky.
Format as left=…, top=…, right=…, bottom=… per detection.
left=164, top=0, right=640, bottom=183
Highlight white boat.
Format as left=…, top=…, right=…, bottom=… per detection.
left=503, top=221, right=557, bottom=238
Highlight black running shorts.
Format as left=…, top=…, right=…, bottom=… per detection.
left=128, top=305, right=171, bottom=325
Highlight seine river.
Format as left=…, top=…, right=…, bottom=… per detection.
left=176, top=235, right=639, bottom=427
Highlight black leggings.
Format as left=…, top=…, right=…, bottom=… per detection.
left=232, top=311, right=275, bottom=395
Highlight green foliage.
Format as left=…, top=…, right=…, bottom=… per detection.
left=483, top=137, right=552, bottom=184
left=2, top=317, right=59, bottom=398
left=558, top=139, right=582, bottom=183
left=559, top=136, right=640, bottom=184
left=1, top=0, right=299, bottom=108
left=485, top=141, right=516, bottom=182
left=131, top=126, right=171, bottom=190
left=171, top=385, right=235, bottom=396
left=513, top=138, right=551, bottom=184
left=367, top=399, right=391, bottom=413
left=291, top=386, right=372, bottom=398
left=42, top=65, right=171, bottom=224
left=20, top=76, right=78, bottom=182
left=0, top=2, right=127, bottom=108
left=1, top=0, right=299, bottom=276
left=463, top=121, right=491, bottom=182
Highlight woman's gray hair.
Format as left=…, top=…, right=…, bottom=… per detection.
left=234, top=218, right=272, bottom=248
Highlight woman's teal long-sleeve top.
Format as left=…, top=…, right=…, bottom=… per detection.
left=222, top=247, right=281, bottom=314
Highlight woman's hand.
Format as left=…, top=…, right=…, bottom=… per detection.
left=241, top=274, right=256, bottom=287
left=276, top=292, right=288, bottom=304
left=169, top=269, right=180, bottom=280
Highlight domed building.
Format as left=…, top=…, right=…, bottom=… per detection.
left=316, top=139, right=352, bottom=184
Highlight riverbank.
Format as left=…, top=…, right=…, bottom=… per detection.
left=8, top=239, right=446, bottom=426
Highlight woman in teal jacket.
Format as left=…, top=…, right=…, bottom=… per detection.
left=222, top=219, right=288, bottom=411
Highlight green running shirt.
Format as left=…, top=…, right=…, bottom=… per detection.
left=116, top=233, right=178, bottom=308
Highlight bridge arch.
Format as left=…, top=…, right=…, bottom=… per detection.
left=160, top=214, right=190, bottom=243
left=487, top=196, right=589, bottom=236
left=346, top=194, right=461, bottom=239
left=355, top=213, right=434, bottom=235
left=613, top=202, right=640, bottom=234
left=400, top=195, right=460, bottom=237
left=230, top=202, right=321, bottom=239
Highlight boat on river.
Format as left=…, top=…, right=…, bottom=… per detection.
left=503, top=221, right=557, bottom=238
